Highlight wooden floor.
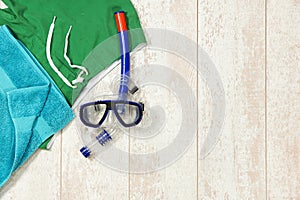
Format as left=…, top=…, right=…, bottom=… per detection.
left=0, top=0, right=299, bottom=199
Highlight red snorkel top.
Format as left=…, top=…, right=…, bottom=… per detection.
left=114, top=11, right=128, bottom=32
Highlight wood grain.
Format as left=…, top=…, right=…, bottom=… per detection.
left=267, top=0, right=300, bottom=199
left=129, top=0, right=198, bottom=199
left=61, top=66, right=130, bottom=200
left=198, top=0, right=266, bottom=199
left=1, top=0, right=300, bottom=199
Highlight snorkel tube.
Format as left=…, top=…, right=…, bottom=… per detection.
left=115, top=11, right=130, bottom=101
left=79, top=11, right=144, bottom=158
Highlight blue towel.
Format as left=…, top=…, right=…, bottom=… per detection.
left=0, top=25, right=74, bottom=187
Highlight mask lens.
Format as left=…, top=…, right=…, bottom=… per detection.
left=81, top=103, right=107, bottom=126
left=115, top=103, right=141, bottom=126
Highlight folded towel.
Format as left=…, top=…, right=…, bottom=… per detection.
left=0, top=25, right=74, bottom=188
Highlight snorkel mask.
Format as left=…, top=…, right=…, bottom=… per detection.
left=79, top=11, right=144, bottom=158
left=80, top=98, right=144, bottom=128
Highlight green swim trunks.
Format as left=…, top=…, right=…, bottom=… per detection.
left=0, top=0, right=145, bottom=104
left=0, top=0, right=146, bottom=148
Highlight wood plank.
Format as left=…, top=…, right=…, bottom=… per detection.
left=4, top=0, right=300, bottom=199
left=129, top=0, right=198, bottom=199
left=61, top=66, right=130, bottom=199
left=198, top=0, right=266, bottom=199
left=267, top=0, right=300, bottom=198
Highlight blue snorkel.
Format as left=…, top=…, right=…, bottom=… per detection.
left=115, top=11, right=130, bottom=101
left=80, top=11, right=144, bottom=158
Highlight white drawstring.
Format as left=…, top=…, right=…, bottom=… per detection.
left=46, top=16, right=77, bottom=88
left=64, top=26, right=89, bottom=75
left=46, top=16, right=89, bottom=89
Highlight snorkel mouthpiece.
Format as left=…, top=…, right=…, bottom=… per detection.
left=80, top=146, right=91, bottom=158
left=80, top=130, right=112, bottom=158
